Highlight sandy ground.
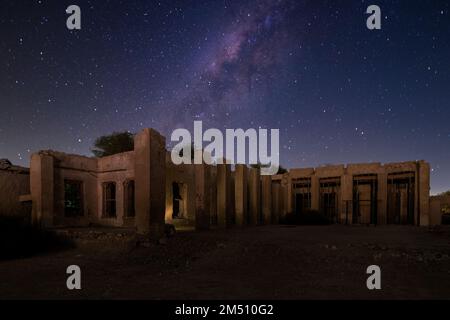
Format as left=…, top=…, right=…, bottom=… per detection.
left=1, top=225, right=450, bottom=300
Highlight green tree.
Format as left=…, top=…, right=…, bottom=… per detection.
left=91, top=131, right=134, bottom=157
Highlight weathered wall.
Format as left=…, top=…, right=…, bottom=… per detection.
left=97, top=151, right=135, bottom=227
left=30, top=150, right=135, bottom=227
left=285, top=161, right=431, bottom=226
left=430, top=195, right=450, bottom=225
left=134, top=128, right=166, bottom=239
left=0, top=166, right=30, bottom=219
left=30, top=153, right=54, bottom=226
left=217, top=163, right=232, bottom=228
left=42, top=151, right=97, bottom=227
left=25, top=128, right=435, bottom=230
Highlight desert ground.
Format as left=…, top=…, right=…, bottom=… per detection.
left=1, top=225, right=450, bottom=300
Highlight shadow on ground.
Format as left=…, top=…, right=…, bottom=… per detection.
left=0, top=224, right=449, bottom=299
left=0, top=216, right=74, bottom=261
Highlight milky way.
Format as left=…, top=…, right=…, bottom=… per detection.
left=163, top=0, right=298, bottom=130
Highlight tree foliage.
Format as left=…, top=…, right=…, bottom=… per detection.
left=438, top=190, right=450, bottom=196
left=91, top=131, right=134, bottom=157
left=249, top=163, right=288, bottom=174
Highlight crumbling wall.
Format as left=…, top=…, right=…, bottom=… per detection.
left=284, top=161, right=431, bottom=226
left=430, top=195, right=450, bottom=225
left=0, top=164, right=30, bottom=219
left=39, top=151, right=98, bottom=227
left=26, top=128, right=434, bottom=231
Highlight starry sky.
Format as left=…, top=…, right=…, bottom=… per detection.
left=0, top=0, right=449, bottom=194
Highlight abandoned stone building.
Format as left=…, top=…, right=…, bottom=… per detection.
left=0, top=128, right=448, bottom=238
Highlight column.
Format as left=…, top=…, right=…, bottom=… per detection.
left=234, top=164, right=248, bottom=227
left=248, top=167, right=260, bottom=225
left=217, top=163, right=232, bottom=228
left=30, top=153, right=54, bottom=227
left=261, top=175, right=272, bottom=224
left=134, top=128, right=166, bottom=240
left=271, top=183, right=281, bottom=224
left=195, top=164, right=211, bottom=230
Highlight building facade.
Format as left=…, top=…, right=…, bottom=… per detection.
left=0, top=128, right=442, bottom=239
left=276, top=161, right=431, bottom=226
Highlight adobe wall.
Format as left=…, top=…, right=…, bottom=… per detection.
left=25, top=127, right=435, bottom=231
left=33, top=151, right=98, bottom=227
left=430, top=195, right=450, bottom=225
left=97, top=151, right=135, bottom=227
left=0, top=165, right=30, bottom=219
left=285, top=161, right=430, bottom=226
left=134, top=128, right=166, bottom=239
left=30, top=150, right=135, bottom=227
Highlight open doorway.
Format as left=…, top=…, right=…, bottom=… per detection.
left=353, top=174, right=378, bottom=224
left=172, top=182, right=186, bottom=219
left=387, top=172, right=415, bottom=225
left=319, top=177, right=340, bottom=223
left=292, top=178, right=311, bottom=218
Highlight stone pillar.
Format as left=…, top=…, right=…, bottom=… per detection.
left=377, top=172, right=388, bottom=225
left=210, top=166, right=218, bottom=225
left=217, top=163, right=232, bottom=228
left=286, top=176, right=293, bottom=214
left=280, top=183, right=287, bottom=221
left=261, top=175, right=272, bottom=224
left=195, top=164, right=211, bottom=231
left=311, top=174, right=320, bottom=211
left=248, top=167, right=260, bottom=225
left=418, top=161, right=430, bottom=226
left=134, top=128, right=166, bottom=240
left=229, top=172, right=235, bottom=224
left=30, top=153, right=54, bottom=227
left=341, top=174, right=353, bottom=224
left=234, top=164, right=248, bottom=227
left=271, top=183, right=281, bottom=224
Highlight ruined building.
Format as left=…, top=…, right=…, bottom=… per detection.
left=0, top=128, right=448, bottom=238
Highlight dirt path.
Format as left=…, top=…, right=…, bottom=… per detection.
left=1, top=225, right=450, bottom=299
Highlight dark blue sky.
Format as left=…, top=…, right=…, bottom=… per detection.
left=0, top=0, right=449, bottom=193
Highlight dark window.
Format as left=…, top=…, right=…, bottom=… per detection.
left=103, top=182, right=116, bottom=218
left=64, top=180, right=84, bottom=217
left=124, top=180, right=135, bottom=217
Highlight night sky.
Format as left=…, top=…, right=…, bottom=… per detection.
left=0, top=0, right=449, bottom=194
